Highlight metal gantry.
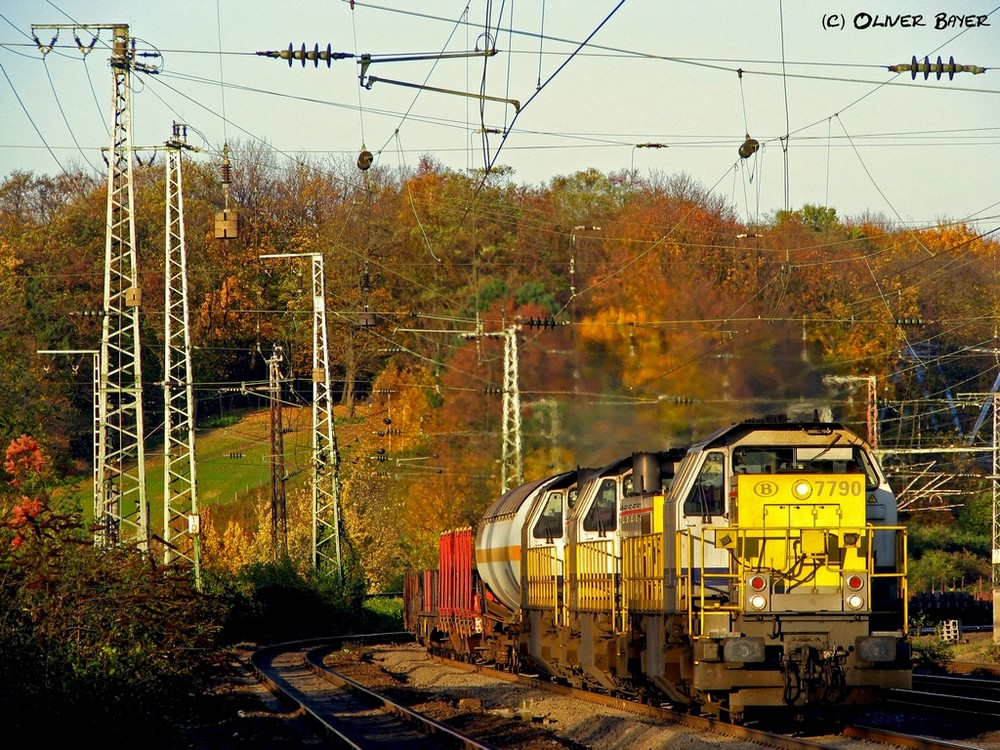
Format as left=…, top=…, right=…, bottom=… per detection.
left=823, top=374, right=879, bottom=448
left=261, top=253, right=343, bottom=576
left=462, top=324, right=523, bottom=493
left=990, top=392, right=1000, bottom=642
left=992, top=394, right=1000, bottom=585
left=162, top=125, right=201, bottom=585
left=37, top=350, right=101, bottom=515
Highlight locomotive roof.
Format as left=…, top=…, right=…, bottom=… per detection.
left=480, top=471, right=573, bottom=523
left=693, top=417, right=856, bottom=451
left=590, top=449, right=688, bottom=478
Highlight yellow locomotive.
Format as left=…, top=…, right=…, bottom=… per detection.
left=404, top=415, right=910, bottom=722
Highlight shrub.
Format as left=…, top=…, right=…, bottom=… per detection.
left=910, top=634, right=954, bottom=673
left=207, top=556, right=369, bottom=644
left=0, top=530, right=224, bottom=747
left=361, top=596, right=404, bottom=632
left=0, top=435, right=226, bottom=747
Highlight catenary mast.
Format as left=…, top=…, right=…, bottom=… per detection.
left=163, top=123, right=201, bottom=585
left=260, top=253, right=343, bottom=576
left=98, top=24, right=148, bottom=549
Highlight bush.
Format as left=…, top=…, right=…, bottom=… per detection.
left=361, top=596, right=404, bottom=632
left=206, top=556, right=369, bottom=644
left=910, top=634, right=954, bottom=673
left=0, top=529, right=224, bottom=748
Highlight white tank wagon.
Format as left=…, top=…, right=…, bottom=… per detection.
left=474, top=473, right=573, bottom=613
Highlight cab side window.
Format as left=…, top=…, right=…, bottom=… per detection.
left=532, top=491, right=564, bottom=540
left=583, top=478, right=617, bottom=533
left=683, top=451, right=725, bottom=517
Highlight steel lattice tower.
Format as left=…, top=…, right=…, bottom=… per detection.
left=162, top=126, right=201, bottom=584
left=99, top=25, right=148, bottom=549
left=460, top=325, right=524, bottom=493
left=31, top=22, right=156, bottom=549
left=261, top=254, right=343, bottom=575
left=991, top=394, right=1000, bottom=587
left=500, top=326, right=523, bottom=492
left=309, top=254, right=343, bottom=575
left=267, top=346, right=288, bottom=558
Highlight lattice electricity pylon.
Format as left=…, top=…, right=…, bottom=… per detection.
left=31, top=22, right=161, bottom=550
left=460, top=325, right=524, bottom=493
left=501, top=326, right=523, bottom=492
left=823, top=374, right=879, bottom=448
left=162, top=125, right=201, bottom=585
left=261, top=253, right=343, bottom=576
left=267, top=346, right=288, bottom=559
left=99, top=24, right=148, bottom=549
left=990, top=394, right=1000, bottom=587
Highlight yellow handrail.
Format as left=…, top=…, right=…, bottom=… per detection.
left=666, top=524, right=908, bottom=637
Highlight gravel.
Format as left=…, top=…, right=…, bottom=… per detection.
left=177, top=641, right=1000, bottom=750
left=327, top=641, right=777, bottom=750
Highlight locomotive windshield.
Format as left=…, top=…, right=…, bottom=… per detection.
left=733, top=444, right=879, bottom=490
left=681, top=442, right=882, bottom=519
left=683, top=451, right=725, bottom=517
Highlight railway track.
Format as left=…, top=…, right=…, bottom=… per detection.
left=249, top=633, right=498, bottom=749
left=249, top=636, right=998, bottom=750
left=885, top=672, right=1000, bottom=718
left=948, top=660, right=1000, bottom=677
left=426, top=651, right=996, bottom=750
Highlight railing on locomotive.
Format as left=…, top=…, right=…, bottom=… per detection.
left=675, top=522, right=908, bottom=635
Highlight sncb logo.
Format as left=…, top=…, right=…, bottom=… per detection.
left=753, top=481, right=778, bottom=497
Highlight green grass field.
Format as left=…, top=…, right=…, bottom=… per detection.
left=70, top=407, right=313, bottom=534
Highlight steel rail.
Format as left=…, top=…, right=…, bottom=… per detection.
left=305, top=646, right=498, bottom=750
left=251, top=633, right=498, bottom=749
left=947, top=660, right=1000, bottom=677
left=249, top=633, right=422, bottom=749
left=431, top=654, right=848, bottom=750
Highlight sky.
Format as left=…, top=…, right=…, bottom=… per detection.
left=0, top=1, right=998, bottom=231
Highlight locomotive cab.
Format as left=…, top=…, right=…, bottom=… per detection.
left=520, top=471, right=583, bottom=676
left=560, top=452, right=684, bottom=692
left=642, top=418, right=911, bottom=720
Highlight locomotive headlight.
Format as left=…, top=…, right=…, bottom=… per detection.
left=844, top=572, right=867, bottom=610
left=746, top=573, right=769, bottom=611
left=791, top=479, right=813, bottom=500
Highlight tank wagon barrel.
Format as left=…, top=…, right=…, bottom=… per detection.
left=403, top=415, right=911, bottom=723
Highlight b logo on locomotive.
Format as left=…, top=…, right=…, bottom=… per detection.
left=752, top=480, right=778, bottom=497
